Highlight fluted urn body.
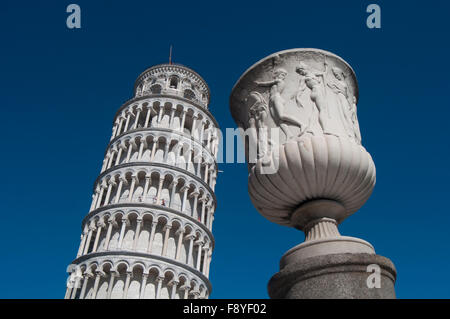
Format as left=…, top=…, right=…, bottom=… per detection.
left=230, top=49, right=376, bottom=259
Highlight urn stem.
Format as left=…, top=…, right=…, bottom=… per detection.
left=304, top=218, right=340, bottom=241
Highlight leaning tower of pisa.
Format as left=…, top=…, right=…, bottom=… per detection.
left=65, top=63, right=220, bottom=299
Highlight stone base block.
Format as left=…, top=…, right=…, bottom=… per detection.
left=268, top=253, right=396, bottom=299
left=280, top=237, right=375, bottom=268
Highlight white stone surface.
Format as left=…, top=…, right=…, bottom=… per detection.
left=230, top=49, right=376, bottom=260
left=280, top=237, right=375, bottom=267
left=66, top=64, right=218, bottom=299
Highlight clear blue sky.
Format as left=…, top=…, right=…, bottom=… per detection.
left=0, top=0, right=449, bottom=298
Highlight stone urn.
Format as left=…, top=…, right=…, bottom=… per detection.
left=229, top=48, right=396, bottom=298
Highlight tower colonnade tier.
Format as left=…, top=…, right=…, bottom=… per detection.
left=66, top=64, right=219, bottom=299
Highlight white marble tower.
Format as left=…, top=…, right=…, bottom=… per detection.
left=65, top=63, right=220, bottom=299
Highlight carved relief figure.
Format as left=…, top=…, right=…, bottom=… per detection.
left=350, top=96, right=362, bottom=143
left=295, top=61, right=348, bottom=138
left=326, top=67, right=356, bottom=141
left=248, top=92, right=268, bottom=130
left=254, top=68, right=304, bottom=140
left=293, top=70, right=323, bottom=137
left=247, top=92, right=270, bottom=165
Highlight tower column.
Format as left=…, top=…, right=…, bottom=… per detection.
left=133, top=107, right=142, bottom=129
left=133, top=218, right=142, bottom=250
left=79, top=272, right=91, bottom=299
left=169, top=107, right=176, bottom=127
left=181, top=186, right=189, bottom=212
left=175, top=228, right=185, bottom=261
left=186, top=234, right=195, bottom=266
left=157, top=106, right=164, bottom=124
left=144, top=106, right=152, bottom=127
left=191, top=191, right=199, bottom=218
left=103, top=220, right=114, bottom=250
left=163, top=141, right=170, bottom=161
left=91, top=270, right=104, bottom=299
left=139, top=273, right=148, bottom=299
left=106, top=151, right=115, bottom=169
left=90, top=192, right=98, bottom=211
left=147, top=221, right=158, bottom=253
left=107, top=271, right=117, bottom=299
left=155, top=276, right=164, bottom=299
left=203, top=247, right=211, bottom=275
left=161, top=224, right=172, bottom=257
left=204, top=164, right=209, bottom=183
left=124, top=112, right=131, bottom=132
left=117, top=218, right=128, bottom=249
left=116, top=117, right=124, bottom=136
left=95, top=184, right=106, bottom=209
left=142, top=176, right=150, bottom=201
left=150, top=140, right=158, bottom=161
left=169, top=180, right=178, bottom=208
left=103, top=180, right=115, bottom=206
left=127, top=175, right=138, bottom=201
left=77, top=232, right=87, bottom=258
left=205, top=204, right=212, bottom=229
left=122, top=272, right=132, bottom=299
left=64, top=283, right=72, bottom=299
left=83, top=225, right=94, bottom=255
left=70, top=275, right=82, bottom=299
left=179, top=110, right=186, bottom=132
left=138, top=139, right=147, bottom=159
left=196, top=160, right=203, bottom=177
left=114, top=177, right=126, bottom=203
left=124, top=142, right=132, bottom=163
left=195, top=240, right=204, bottom=271
left=208, top=252, right=213, bottom=277
left=199, top=121, right=205, bottom=143
left=191, top=114, right=197, bottom=136
left=209, top=213, right=215, bottom=231
left=209, top=170, right=215, bottom=186
left=155, top=176, right=165, bottom=204
left=200, top=197, right=207, bottom=224
left=115, top=146, right=124, bottom=165
left=206, top=129, right=211, bottom=149
left=92, top=222, right=104, bottom=253
left=111, top=124, right=118, bottom=141
left=170, top=280, right=179, bottom=299
left=181, top=285, right=190, bottom=299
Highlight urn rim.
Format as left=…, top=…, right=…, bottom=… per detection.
left=229, top=48, right=359, bottom=124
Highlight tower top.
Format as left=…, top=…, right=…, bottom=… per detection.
left=133, top=63, right=211, bottom=107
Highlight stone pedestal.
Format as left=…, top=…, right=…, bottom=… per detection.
left=268, top=253, right=397, bottom=299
